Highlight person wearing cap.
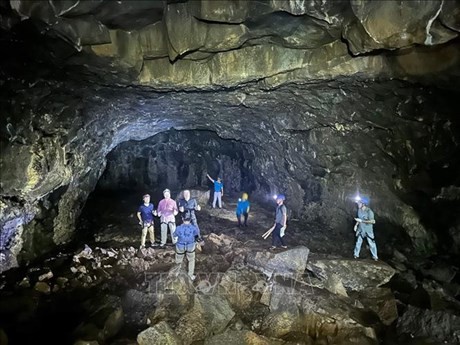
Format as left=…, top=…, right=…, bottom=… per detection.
left=136, top=194, right=156, bottom=249
left=206, top=173, right=224, bottom=209
left=270, top=194, right=287, bottom=250
left=236, top=192, right=250, bottom=227
left=157, top=188, right=179, bottom=248
left=178, top=190, right=202, bottom=235
left=353, top=196, right=378, bottom=261
left=173, top=216, right=202, bottom=281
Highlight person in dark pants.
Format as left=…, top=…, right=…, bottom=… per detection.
left=236, top=192, right=250, bottom=227
left=270, top=194, right=287, bottom=250
left=178, top=189, right=202, bottom=235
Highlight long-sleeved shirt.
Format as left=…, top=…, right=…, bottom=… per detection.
left=157, top=198, right=178, bottom=223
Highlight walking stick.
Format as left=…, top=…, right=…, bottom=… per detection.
left=262, top=225, right=275, bottom=239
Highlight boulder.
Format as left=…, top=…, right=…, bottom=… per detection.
left=137, top=321, right=182, bottom=345
left=354, top=288, right=398, bottom=325
left=122, top=289, right=157, bottom=327
left=204, top=329, right=283, bottom=345
left=34, top=282, right=51, bottom=294
left=150, top=265, right=195, bottom=323
left=218, top=264, right=266, bottom=312
left=246, top=246, right=310, bottom=279
left=397, top=305, right=460, bottom=343
left=175, top=294, right=235, bottom=345
left=307, top=259, right=395, bottom=291
left=261, top=276, right=378, bottom=342
left=73, top=295, right=124, bottom=343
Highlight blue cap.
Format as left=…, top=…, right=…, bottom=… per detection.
left=359, top=197, right=369, bottom=205
left=276, top=194, right=286, bottom=201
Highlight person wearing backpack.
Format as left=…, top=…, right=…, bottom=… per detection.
left=353, top=196, right=378, bottom=261
left=173, top=216, right=203, bottom=281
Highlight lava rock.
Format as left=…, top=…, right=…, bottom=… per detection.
left=137, top=321, right=182, bottom=345
left=307, top=258, right=396, bottom=291
left=175, top=294, right=236, bottom=345
left=246, top=246, right=310, bottom=279
left=204, top=329, right=283, bottom=345
left=397, top=305, right=460, bottom=343
left=354, top=288, right=398, bottom=326
left=34, top=282, right=51, bottom=294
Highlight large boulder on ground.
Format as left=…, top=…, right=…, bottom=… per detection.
left=397, top=305, right=460, bottom=343
left=261, top=276, right=378, bottom=343
left=73, top=295, right=124, bottom=343
left=246, top=246, right=310, bottom=279
left=137, top=321, right=183, bottom=345
left=307, top=259, right=396, bottom=291
left=218, top=264, right=267, bottom=312
left=353, top=288, right=398, bottom=326
left=122, top=289, right=157, bottom=327
left=204, top=329, right=283, bottom=345
left=175, top=294, right=235, bottom=345
left=150, top=265, right=195, bottom=323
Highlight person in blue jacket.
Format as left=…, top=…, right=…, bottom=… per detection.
left=353, top=196, right=378, bottom=261
left=236, top=192, right=250, bottom=227
left=206, top=173, right=224, bottom=208
left=173, top=216, right=202, bottom=281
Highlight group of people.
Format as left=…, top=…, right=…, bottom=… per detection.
left=136, top=178, right=378, bottom=280
left=136, top=188, right=203, bottom=280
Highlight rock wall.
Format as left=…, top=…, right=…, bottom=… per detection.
left=1, top=0, right=459, bottom=89
left=1, top=78, right=459, bottom=272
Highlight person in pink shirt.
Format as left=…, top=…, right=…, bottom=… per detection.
left=157, top=188, right=179, bottom=248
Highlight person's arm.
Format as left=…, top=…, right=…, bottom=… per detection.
left=157, top=201, right=163, bottom=217
left=281, top=206, right=287, bottom=227
left=246, top=202, right=250, bottom=214
left=206, top=174, right=214, bottom=183
left=221, top=187, right=224, bottom=196
left=137, top=211, right=142, bottom=224
left=173, top=201, right=178, bottom=216
left=194, top=199, right=201, bottom=211
left=172, top=226, right=179, bottom=238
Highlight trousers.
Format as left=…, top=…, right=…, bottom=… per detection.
left=354, top=230, right=378, bottom=259
left=161, top=222, right=177, bottom=245
left=212, top=192, right=222, bottom=208
left=141, top=224, right=155, bottom=246
left=175, top=242, right=196, bottom=277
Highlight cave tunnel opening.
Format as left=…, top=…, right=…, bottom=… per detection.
left=77, top=128, right=269, bottom=247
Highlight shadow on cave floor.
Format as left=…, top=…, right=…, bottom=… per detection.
left=77, top=190, right=360, bottom=261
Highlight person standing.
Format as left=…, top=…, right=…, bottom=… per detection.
left=136, top=194, right=156, bottom=249
left=178, top=189, right=202, bottom=235
left=236, top=192, right=250, bottom=227
left=157, top=188, right=179, bottom=248
left=173, top=216, right=202, bottom=281
left=206, top=173, right=224, bottom=209
left=353, top=197, right=378, bottom=260
left=270, top=195, right=287, bottom=250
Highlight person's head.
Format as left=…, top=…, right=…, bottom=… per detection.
left=183, top=190, right=190, bottom=200
left=357, top=196, right=369, bottom=209
left=142, top=194, right=150, bottom=204
left=242, top=192, right=248, bottom=201
left=163, top=188, right=171, bottom=199
left=182, top=215, right=191, bottom=224
left=276, top=194, right=285, bottom=205
left=217, top=177, right=222, bottom=182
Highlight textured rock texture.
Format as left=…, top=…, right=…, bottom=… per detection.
left=0, top=0, right=460, bottom=272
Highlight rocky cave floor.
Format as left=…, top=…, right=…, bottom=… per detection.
left=1, top=192, right=459, bottom=345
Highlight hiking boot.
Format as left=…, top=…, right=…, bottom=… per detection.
left=372, top=257, right=378, bottom=261
left=281, top=246, right=288, bottom=249
left=354, top=255, right=358, bottom=259
left=189, top=274, right=196, bottom=281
